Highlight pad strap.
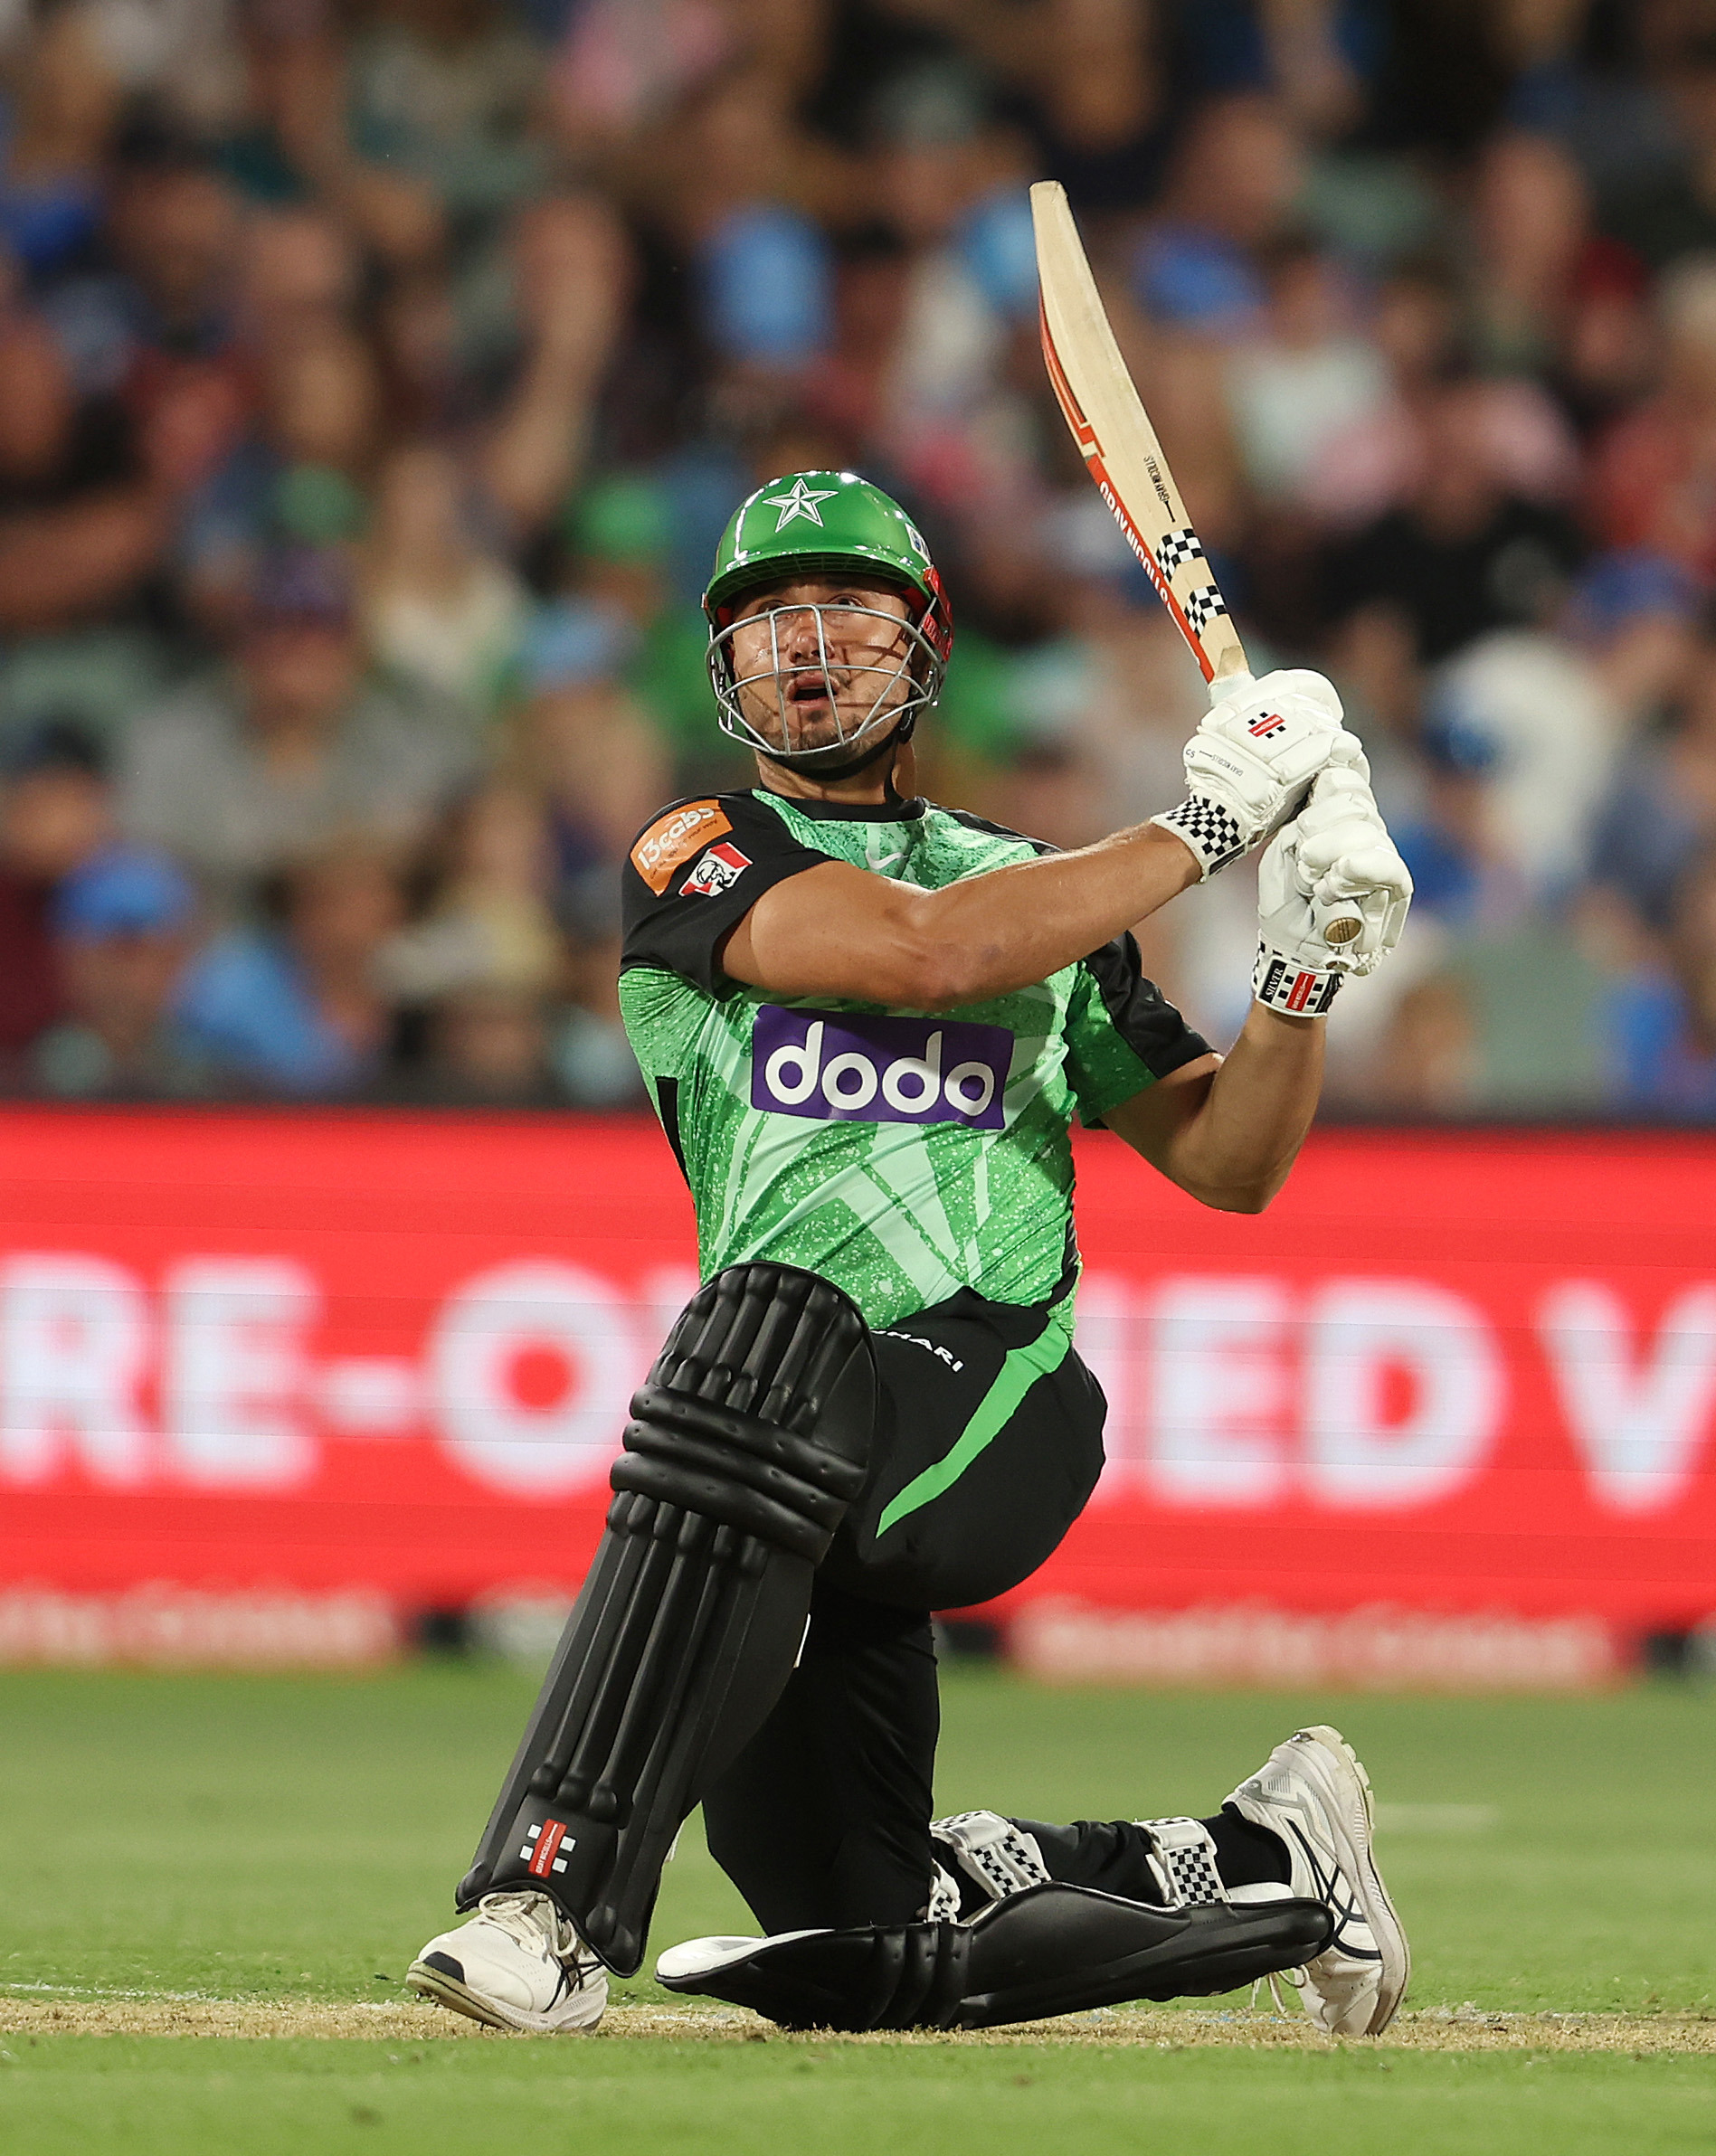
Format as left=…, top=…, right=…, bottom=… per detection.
left=931, top=1811, right=1051, bottom=1907
left=925, top=1864, right=961, bottom=1923
left=1136, top=1816, right=1229, bottom=1909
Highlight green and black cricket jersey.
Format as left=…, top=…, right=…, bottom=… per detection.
left=620, top=785, right=1217, bottom=1924
left=618, top=786, right=1210, bottom=1337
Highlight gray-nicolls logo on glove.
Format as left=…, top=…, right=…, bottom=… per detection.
left=1151, top=668, right=1364, bottom=878
left=1253, top=766, right=1414, bottom=1017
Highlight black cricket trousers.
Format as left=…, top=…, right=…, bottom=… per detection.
left=701, top=1285, right=1189, bottom=1930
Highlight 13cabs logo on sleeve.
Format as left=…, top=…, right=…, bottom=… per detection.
left=630, top=800, right=732, bottom=894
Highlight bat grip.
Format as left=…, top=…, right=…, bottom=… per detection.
left=1206, top=667, right=1252, bottom=705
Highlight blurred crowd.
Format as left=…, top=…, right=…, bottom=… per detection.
left=3, top=0, right=1716, bottom=1116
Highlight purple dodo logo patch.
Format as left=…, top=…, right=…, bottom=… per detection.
left=751, top=1007, right=1012, bottom=1130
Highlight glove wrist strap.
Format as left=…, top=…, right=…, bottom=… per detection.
left=1151, top=794, right=1247, bottom=878
left=1253, top=941, right=1342, bottom=1017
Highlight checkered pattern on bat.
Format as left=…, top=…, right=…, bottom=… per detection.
left=1158, top=794, right=1246, bottom=871
left=1155, top=527, right=1206, bottom=573
left=1181, top=584, right=1229, bottom=636
left=1140, top=1816, right=1228, bottom=1909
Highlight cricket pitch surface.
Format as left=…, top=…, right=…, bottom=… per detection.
left=2, top=1664, right=1710, bottom=2153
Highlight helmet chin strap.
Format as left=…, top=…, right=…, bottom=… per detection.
left=765, top=710, right=916, bottom=789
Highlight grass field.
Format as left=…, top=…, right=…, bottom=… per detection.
left=1, top=1661, right=1711, bottom=2153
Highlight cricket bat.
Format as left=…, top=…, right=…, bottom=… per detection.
left=1031, top=179, right=1250, bottom=695
left=1032, top=178, right=1362, bottom=947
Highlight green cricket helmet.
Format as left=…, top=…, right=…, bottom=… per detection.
left=703, top=470, right=953, bottom=771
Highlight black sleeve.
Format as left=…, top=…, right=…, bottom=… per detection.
left=620, top=792, right=836, bottom=993
left=1064, top=931, right=1214, bottom=1126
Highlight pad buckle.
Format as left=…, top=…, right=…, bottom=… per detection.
left=930, top=1810, right=1051, bottom=1908
left=1136, top=1816, right=1229, bottom=1909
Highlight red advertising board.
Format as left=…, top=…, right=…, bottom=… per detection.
left=0, top=1109, right=1711, bottom=1678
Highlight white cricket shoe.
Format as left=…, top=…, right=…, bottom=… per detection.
left=1225, top=1724, right=1409, bottom=2037
left=407, top=1889, right=608, bottom=2033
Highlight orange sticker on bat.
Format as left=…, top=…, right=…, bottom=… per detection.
left=630, top=799, right=733, bottom=894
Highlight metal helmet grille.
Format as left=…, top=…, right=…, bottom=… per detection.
left=707, top=598, right=947, bottom=768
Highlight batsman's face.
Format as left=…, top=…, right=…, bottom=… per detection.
left=727, top=575, right=915, bottom=754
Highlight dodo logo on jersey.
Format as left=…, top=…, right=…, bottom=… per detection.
left=630, top=799, right=732, bottom=894
left=752, top=1006, right=1011, bottom=1130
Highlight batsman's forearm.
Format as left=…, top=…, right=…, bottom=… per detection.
left=731, top=822, right=1203, bottom=1007
left=1164, top=1003, right=1324, bottom=1212
left=912, top=824, right=1201, bottom=1005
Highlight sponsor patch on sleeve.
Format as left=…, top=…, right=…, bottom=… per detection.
left=630, top=799, right=732, bottom=894
left=680, top=841, right=752, bottom=898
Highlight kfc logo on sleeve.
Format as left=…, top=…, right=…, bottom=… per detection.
left=680, top=841, right=752, bottom=897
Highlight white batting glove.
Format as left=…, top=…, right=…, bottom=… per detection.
left=1253, top=767, right=1413, bottom=1016
left=1152, top=668, right=1366, bottom=879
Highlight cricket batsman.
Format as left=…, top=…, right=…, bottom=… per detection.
left=408, top=472, right=1414, bottom=2036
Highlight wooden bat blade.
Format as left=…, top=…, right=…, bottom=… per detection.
left=1033, top=182, right=1366, bottom=954
left=1030, top=179, right=1248, bottom=690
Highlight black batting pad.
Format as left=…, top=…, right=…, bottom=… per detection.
left=657, top=1883, right=1333, bottom=2031
left=456, top=1263, right=874, bottom=1977
left=658, top=1924, right=969, bottom=2033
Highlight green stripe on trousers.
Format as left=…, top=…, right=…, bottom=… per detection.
left=874, top=1313, right=1074, bottom=1538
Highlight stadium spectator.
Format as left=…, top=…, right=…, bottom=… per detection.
left=412, top=982, right=563, bottom=1104
left=514, top=629, right=670, bottom=911
left=1603, top=843, right=1716, bottom=1116
left=177, top=324, right=378, bottom=621
left=0, top=720, right=113, bottom=1079
left=175, top=843, right=405, bottom=1095
left=1468, top=131, right=1589, bottom=376
left=346, top=0, right=548, bottom=232
left=0, top=5, right=123, bottom=280
left=1224, top=235, right=1392, bottom=510
left=1327, top=374, right=1587, bottom=663
left=479, top=193, right=631, bottom=534
left=0, top=314, right=172, bottom=636
left=119, top=547, right=475, bottom=894
left=1588, top=253, right=1716, bottom=579
left=1589, top=625, right=1716, bottom=931
left=33, top=843, right=207, bottom=1098
left=234, top=203, right=362, bottom=353
left=0, top=0, right=1702, bottom=1115
left=215, top=0, right=445, bottom=270
left=375, top=780, right=561, bottom=1011
left=56, top=133, right=245, bottom=392
left=359, top=442, right=530, bottom=714
left=1597, top=16, right=1716, bottom=271
left=553, top=950, right=647, bottom=1108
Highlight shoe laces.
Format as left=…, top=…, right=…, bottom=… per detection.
left=1249, top=1967, right=1304, bottom=2016
left=477, top=1890, right=596, bottom=1972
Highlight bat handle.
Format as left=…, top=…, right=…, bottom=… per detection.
left=1318, top=900, right=1366, bottom=956
left=1207, top=669, right=1365, bottom=955
left=1206, top=667, right=1252, bottom=705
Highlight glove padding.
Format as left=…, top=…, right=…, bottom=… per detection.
left=1253, top=767, right=1413, bottom=1016
left=1152, top=669, right=1365, bottom=879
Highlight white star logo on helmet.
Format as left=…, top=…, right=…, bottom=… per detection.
left=762, top=477, right=839, bottom=532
